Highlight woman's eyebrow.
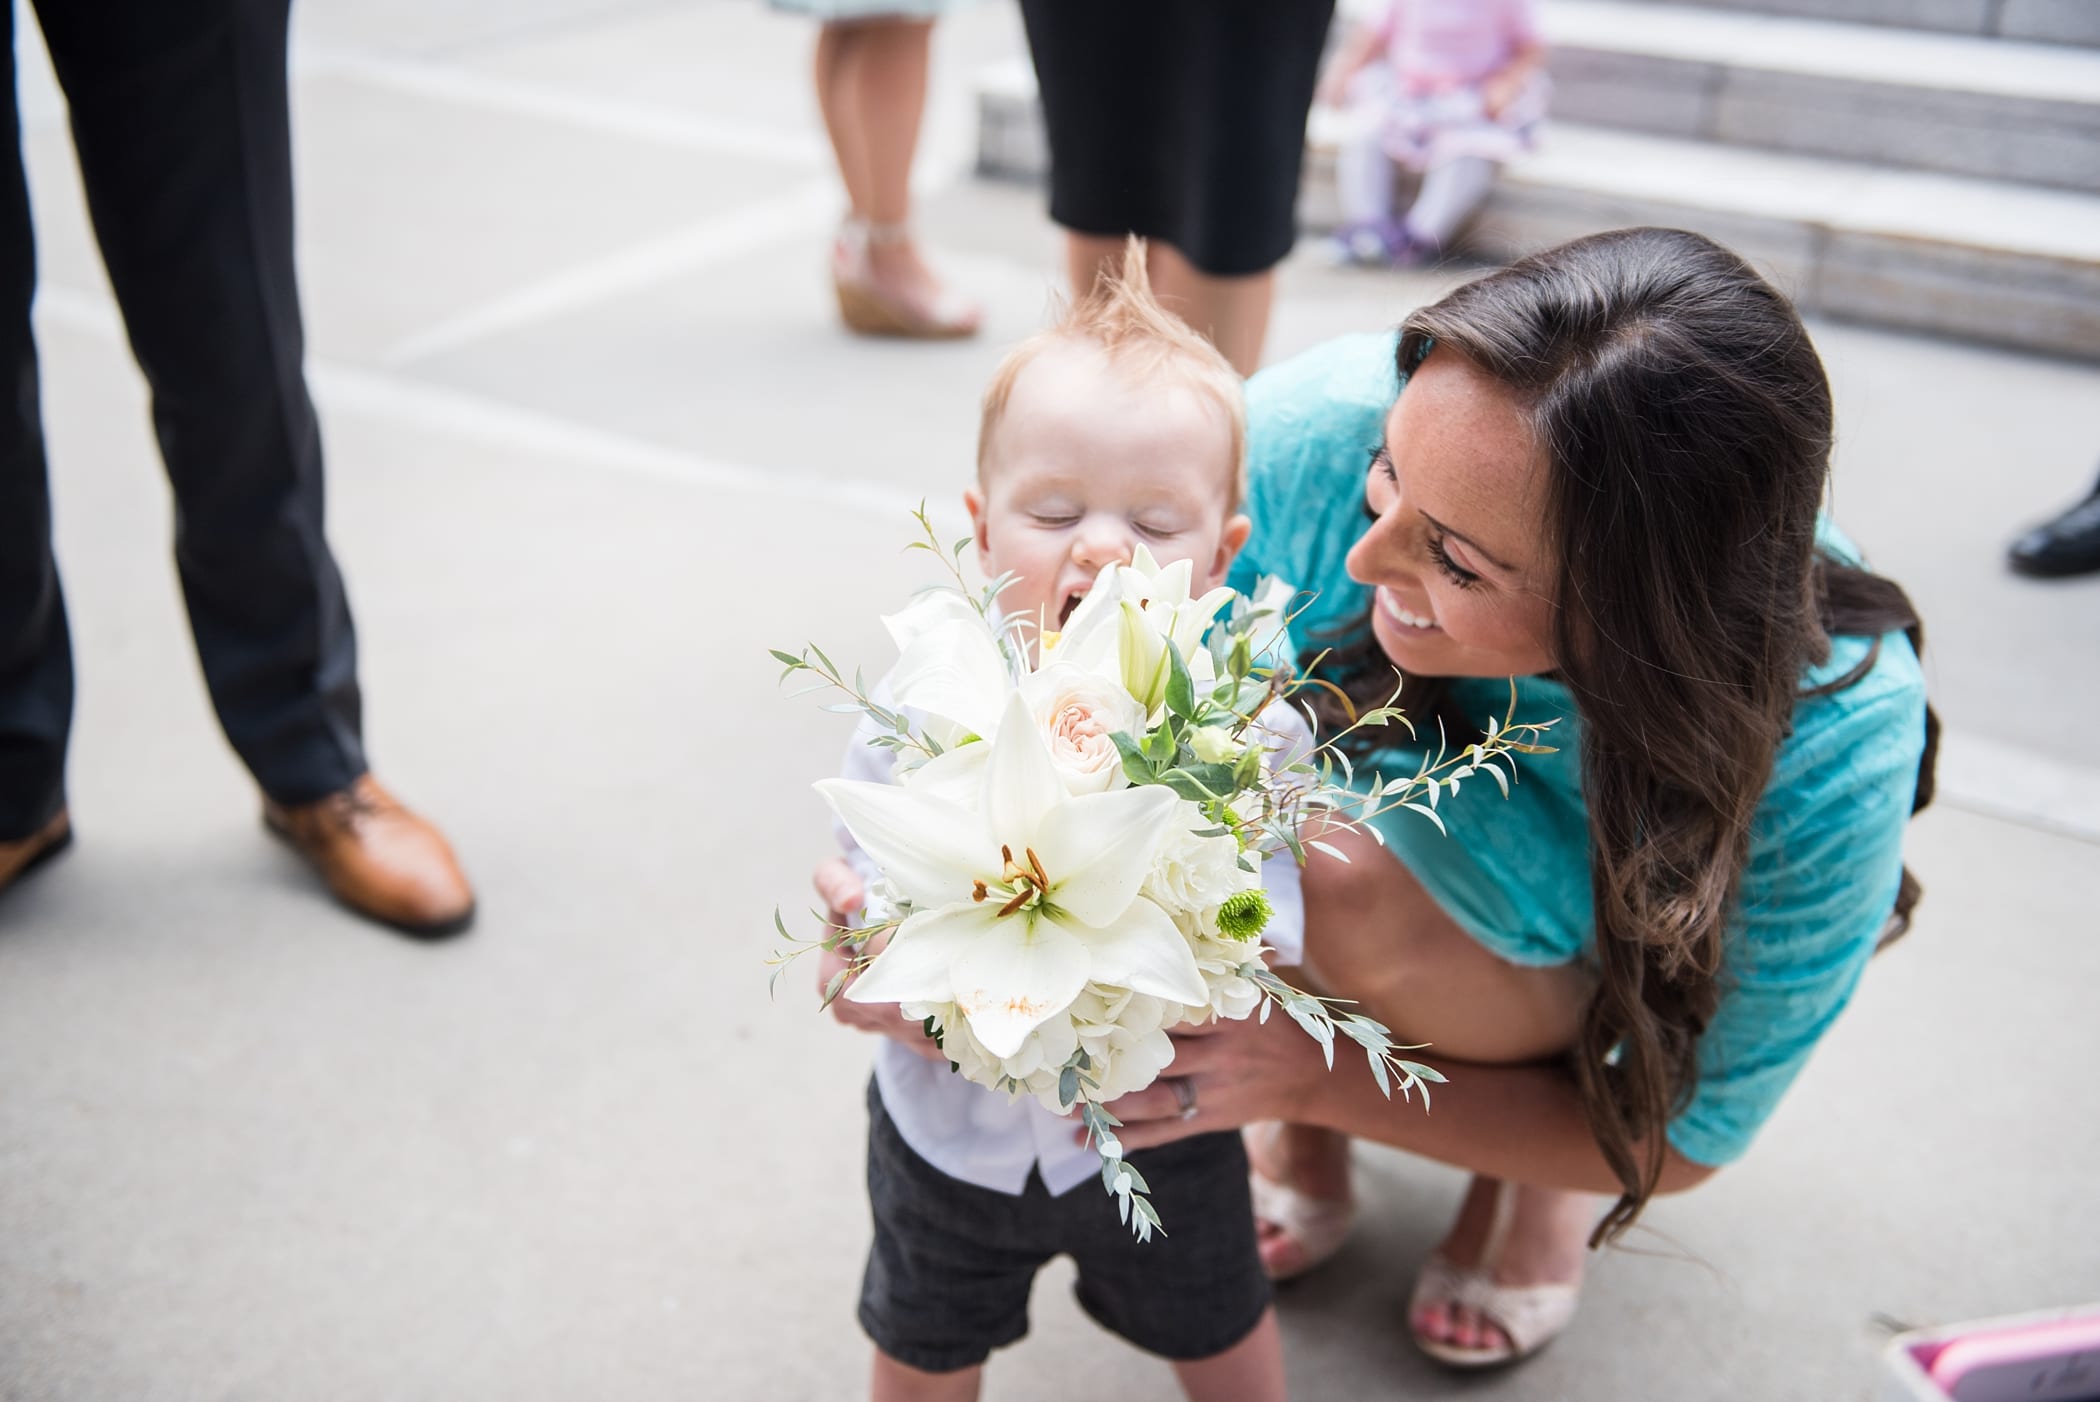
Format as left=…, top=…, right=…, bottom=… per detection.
left=1420, top=511, right=1517, bottom=574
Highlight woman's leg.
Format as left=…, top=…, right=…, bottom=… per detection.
left=837, top=17, right=931, bottom=229
left=1146, top=243, right=1274, bottom=377
left=819, top=18, right=978, bottom=332
left=1169, top=1306, right=1286, bottom=1402
left=1265, top=823, right=1600, bottom=1353
left=1062, top=234, right=1274, bottom=375
left=1401, top=155, right=1497, bottom=251
left=1062, top=231, right=1125, bottom=302
left=813, top=24, right=867, bottom=216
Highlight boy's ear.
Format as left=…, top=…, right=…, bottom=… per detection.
left=964, top=485, right=993, bottom=569
left=1211, top=512, right=1253, bottom=585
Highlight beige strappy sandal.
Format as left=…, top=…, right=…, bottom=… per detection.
left=1246, top=1123, right=1356, bottom=1282
left=831, top=217, right=982, bottom=340
left=1408, top=1183, right=1581, bottom=1369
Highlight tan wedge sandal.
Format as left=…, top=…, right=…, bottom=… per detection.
left=832, top=217, right=981, bottom=340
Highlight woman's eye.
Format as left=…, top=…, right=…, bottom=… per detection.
left=1427, top=531, right=1481, bottom=589
left=1363, top=447, right=1397, bottom=519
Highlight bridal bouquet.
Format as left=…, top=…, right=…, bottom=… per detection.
left=772, top=511, right=1553, bottom=1239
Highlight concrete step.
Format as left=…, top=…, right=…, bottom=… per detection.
left=974, top=60, right=2100, bottom=360
left=1446, top=123, right=2100, bottom=360
left=1607, top=0, right=2100, bottom=47
left=1542, top=0, right=2100, bottom=193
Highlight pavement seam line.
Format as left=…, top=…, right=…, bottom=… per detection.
left=298, top=47, right=830, bottom=168
left=378, top=179, right=841, bottom=366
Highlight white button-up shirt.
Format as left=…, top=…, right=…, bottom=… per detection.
left=835, top=697, right=1309, bottom=1197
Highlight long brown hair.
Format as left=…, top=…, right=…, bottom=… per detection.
left=1314, top=229, right=1938, bottom=1243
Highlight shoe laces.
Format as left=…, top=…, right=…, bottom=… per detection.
left=320, top=782, right=394, bottom=830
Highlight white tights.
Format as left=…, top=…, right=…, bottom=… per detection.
left=1336, top=141, right=1499, bottom=249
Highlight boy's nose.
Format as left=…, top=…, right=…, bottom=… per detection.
left=1071, top=521, right=1135, bottom=571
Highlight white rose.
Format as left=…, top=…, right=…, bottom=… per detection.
left=1021, top=663, right=1145, bottom=796
left=1143, top=805, right=1250, bottom=913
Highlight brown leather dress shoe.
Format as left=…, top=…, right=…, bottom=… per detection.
left=0, top=808, right=72, bottom=898
left=264, top=776, right=474, bottom=938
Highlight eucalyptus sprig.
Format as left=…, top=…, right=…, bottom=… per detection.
left=764, top=908, right=897, bottom=1003
left=770, top=504, right=1025, bottom=760
left=1056, top=1050, right=1165, bottom=1242
left=1245, top=966, right=1445, bottom=1104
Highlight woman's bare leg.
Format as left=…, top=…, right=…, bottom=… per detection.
left=1063, top=231, right=1125, bottom=302
left=1146, top=243, right=1275, bottom=377
left=817, top=19, right=977, bottom=329
left=814, top=24, right=869, bottom=216
left=838, top=18, right=931, bottom=229
left=1267, top=824, right=1600, bottom=1351
left=1169, top=1307, right=1286, bottom=1402
left=1061, top=235, right=1274, bottom=376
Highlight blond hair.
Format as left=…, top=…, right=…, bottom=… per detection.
left=977, top=237, right=1248, bottom=507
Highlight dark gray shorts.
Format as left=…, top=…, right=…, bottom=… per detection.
left=859, top=1078, right=1273, bottom=1374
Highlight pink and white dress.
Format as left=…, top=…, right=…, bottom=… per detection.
left=1346, top=0, right=1549, bottom=171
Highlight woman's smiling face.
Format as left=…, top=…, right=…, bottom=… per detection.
left=1344, top=351, right=1559, bottom=680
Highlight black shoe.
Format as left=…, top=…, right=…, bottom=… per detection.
left=2008, top=480, right=2100, bottom=579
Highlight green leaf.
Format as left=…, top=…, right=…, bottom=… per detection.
left=1112, top=732, right=1155, bottom=786
left=1164, top=642, right=1196, bottom=720
left=1058, top=1065, right=1079, bottom=1110
left=1234, top=743, right=1265, bottom=790
left=1142, top=724, right=1177, bottom=765
left=768, top=648, right=803, bottom=667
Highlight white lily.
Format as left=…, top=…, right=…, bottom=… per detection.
left=820, top=692, right=1207, bottom=1058
left=886, top=604, right=1011, bottom=746
left=1046, top=546, right=1233, bottom=713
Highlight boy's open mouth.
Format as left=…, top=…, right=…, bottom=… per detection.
left=1057, top=589, right=1086, bottom=627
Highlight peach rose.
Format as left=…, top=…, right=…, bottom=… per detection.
left=1023, top=664, right=1146, bottom=796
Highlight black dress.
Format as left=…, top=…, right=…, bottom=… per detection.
left=1018, top=0, right=1338, bottom=278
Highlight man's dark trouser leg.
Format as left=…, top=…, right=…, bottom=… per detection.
left=0, top=3, right=74, bottom=841
left=33, top=0, right=364, bottom=807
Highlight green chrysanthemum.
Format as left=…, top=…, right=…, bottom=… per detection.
left=1216, top=888, right=1272, bottom=942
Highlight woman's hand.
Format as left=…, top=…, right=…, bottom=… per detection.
left=1107, top=1012, right=1335, bottom=1152
left=811, top=856, right=946, bottom=1062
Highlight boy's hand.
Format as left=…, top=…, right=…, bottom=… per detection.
left=811, top=857, right=947, bottom=1062
left=813, top=855, right=865, bottom=929
left=814, top=942, right=948, bottom=1062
